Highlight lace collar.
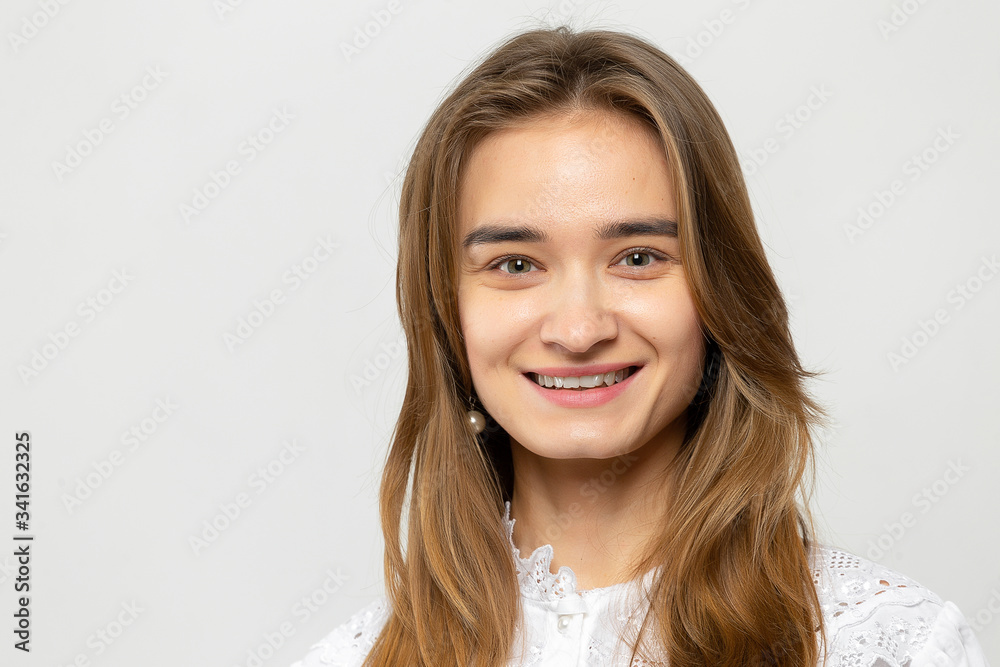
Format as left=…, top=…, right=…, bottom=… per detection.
left=502, top=501, right=658, bottom=603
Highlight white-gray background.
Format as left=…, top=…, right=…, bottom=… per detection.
left=1, top=1, right=997, bottom=665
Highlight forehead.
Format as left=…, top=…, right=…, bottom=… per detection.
left=456, top=109, right=674, bottom=237
left=462, top=109, right=662, bottom=177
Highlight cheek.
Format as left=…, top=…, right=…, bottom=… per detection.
left=675, top=309, right=708, bottom=398
left=458, top=288, right=509, bottom=376
left=459, top=287, right=535, bottom=359
left=458, top=295, right=518, bottom=416
left=625, top=287, right=702, bottom=341
left=457, top=290, right=481, bottom=368
left=628, top=291, right=705, bottom=381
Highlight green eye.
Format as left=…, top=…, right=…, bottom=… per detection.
left=623, top=252, right=652, bottom=267
left=500, top=258, right=534, bottom=274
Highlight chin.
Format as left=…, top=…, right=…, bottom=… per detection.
left=509, top=429, right=641, bottom=461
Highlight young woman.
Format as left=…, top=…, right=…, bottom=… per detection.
left=292, top=26, right=988, bottom=667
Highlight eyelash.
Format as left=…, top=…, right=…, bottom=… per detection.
left=485, top=247, right=672, bottom=275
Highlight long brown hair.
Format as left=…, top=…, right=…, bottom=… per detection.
left=368, top=25, right=829, bottom=667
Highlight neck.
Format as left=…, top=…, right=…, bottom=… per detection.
left=507, top=423, right=683, bottom=590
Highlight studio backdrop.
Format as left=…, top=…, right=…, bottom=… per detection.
left=1, top=1, right=997, bottom=665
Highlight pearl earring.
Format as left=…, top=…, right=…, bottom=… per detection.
left=467, top=395, right=486, bottom=434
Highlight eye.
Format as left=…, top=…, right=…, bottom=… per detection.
left=615, top=247, right=670, bottom=268
left=484, top=247, right=672, bottom=277
left=488, top=256, right=537, bottom=274
left=620, top=252, right=652, bottom=267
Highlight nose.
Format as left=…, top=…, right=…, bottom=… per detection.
left=537, top=272, right=618, bottom=353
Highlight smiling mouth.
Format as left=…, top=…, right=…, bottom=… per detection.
left=528, top=366, right=639, bottom=390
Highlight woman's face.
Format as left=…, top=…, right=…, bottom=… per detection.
left=456, top=109, right=706, bottom=461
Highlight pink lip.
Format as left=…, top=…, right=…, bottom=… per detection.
left=526, top=362, right=640, bottom=377
left=522, top=365, right=640, bottom=408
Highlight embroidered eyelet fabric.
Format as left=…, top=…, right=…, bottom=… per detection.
left=290, top=502, right=990, bottom=666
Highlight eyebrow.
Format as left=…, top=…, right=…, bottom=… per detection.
left=461, top=216, right=678, bottom=249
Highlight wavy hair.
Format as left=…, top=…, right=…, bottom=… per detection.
left=367, top=25, right=829, bottom=667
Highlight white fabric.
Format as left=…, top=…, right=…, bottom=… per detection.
left=291, top=502, right=990, bottom=666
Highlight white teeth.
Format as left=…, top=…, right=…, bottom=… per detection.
left=532, top=366, right=635, bottom=390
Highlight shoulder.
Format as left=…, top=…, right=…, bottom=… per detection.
left=289, top=596, right=390, bottom=667
left=809, top=543, right=989, bottom=666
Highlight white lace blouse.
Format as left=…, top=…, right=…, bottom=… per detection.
left=291, top=502, right=990, bottom=666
